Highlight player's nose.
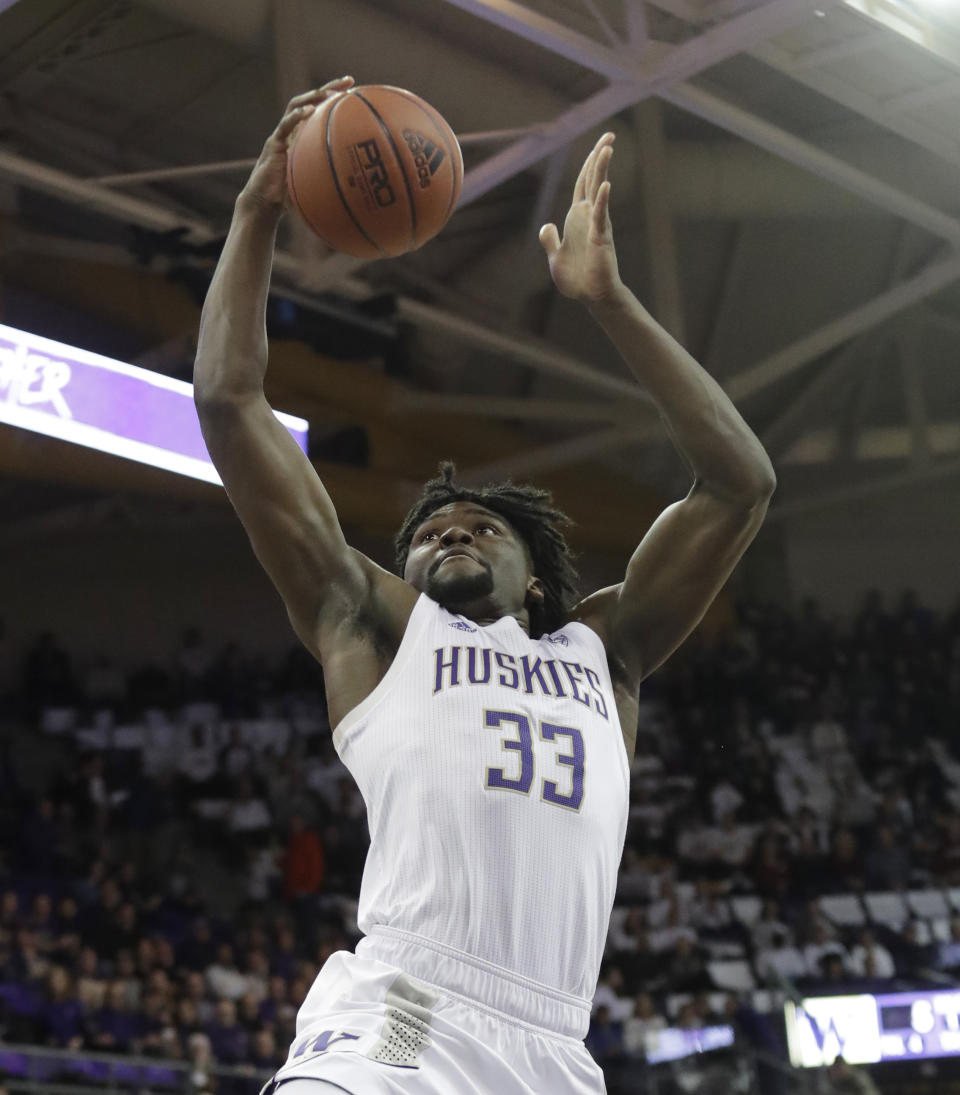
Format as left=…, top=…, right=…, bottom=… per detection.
left=439, top=526, right=473, bottom=545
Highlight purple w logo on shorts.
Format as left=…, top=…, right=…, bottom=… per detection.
left=291, top=1029, right=361, bottom=1059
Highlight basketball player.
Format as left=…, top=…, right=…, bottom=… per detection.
left=193, top=78, right=775, bottom=1095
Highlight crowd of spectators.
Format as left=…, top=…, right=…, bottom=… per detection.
left=0, top=587, right=958, bottom=1094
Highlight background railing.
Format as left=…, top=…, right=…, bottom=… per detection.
left=0, top=1038, right=828, bottom=1095
left=0, top=1040, right=271, bottom=1094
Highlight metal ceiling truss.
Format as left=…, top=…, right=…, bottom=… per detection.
left=3, top=0, right=960, bottom=503
left=428, top=0, right=960, bottom=491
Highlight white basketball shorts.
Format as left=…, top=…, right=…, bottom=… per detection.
left=260, top=928, right=607, bottom=1095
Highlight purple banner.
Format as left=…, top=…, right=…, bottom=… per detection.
left=0, top=323, right=308, bottom=484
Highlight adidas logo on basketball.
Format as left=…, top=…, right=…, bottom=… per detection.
left=402, top=128, right=446, bottom=189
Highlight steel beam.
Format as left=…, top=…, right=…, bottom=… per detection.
left=623, top=0, right=650, bottom=49
left=760, top=334, right=874, bottom=456
left=703, top=225, right=748, bottom=370
left=394, top=297, right=653, bottom=401
left=785, top=28, right=888, bottom=71
left=94, top=159, right=256, bottom=186
left=451, top=0, right=829, bottom=207
left=646, top=0, right=960, bottom=171
left=898, top=327, right=930, bottom=470
left=724, top=251, right=960, bottom=402
left=634, top=100, right=685, bottom=342
left=433, top=0, right=635, bottom=80
left=0, top=148, right=657, bottom=402
left=767, top=456, right=960, bottom=520
left=0, top=148, right=216, bottom=240
left=659, top=83, right=960, bottom=245
left=780, top=423, right=960, bottom=464
left=580, top=0, right=623, bottom=47
left=881, top=79, right=960, bottom=117
left=389, top=392, right=644, bottom=424
left=461, top=423, right=658, bottom=483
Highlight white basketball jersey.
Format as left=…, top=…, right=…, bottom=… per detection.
left=331, top=591, right=630, bottom=1016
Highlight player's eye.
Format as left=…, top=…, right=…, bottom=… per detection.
left=476, top=525, right=497, bottom=534
left=419, top=531, right=437, bottom=542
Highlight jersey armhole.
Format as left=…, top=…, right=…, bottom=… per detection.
left=332, top=591, right=435, bottom=753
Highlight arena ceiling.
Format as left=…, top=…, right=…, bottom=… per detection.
left=1, top=0, right=960, bottom=549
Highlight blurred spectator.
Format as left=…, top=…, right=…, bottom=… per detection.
left=114, top=949, right=143, bottom=1008
left=932, top=918, right=960, bottom=973
left=809, top=701, right=848, bottom=760
left=622, top=992, right=666, bottom=1055
left=183, top=970, right=216, bottom=1025
left=174, top=627, right=211, bottom=704
left=8, top=927, right=48, bottom=983
left=833, top=770, right=876, bottom=832
left=177, top=724, right=219, bottom=794
left=848, top=929, right=896, bottom=980
left=592, top=965, right=634, bottom=1022
left=282, top=815, right=325, bottom=902
left=250, top=1026, right=284, bottom=1071
left=751, top=900, right=791, bottom=953
left=205, top=997, right=249, bottom=1064
left=803, top=923, right=848, bottom=978
left=79, top=879, right=124, bottom=958
left=23, top=632, right=76, bottom=708
left=85, top=979, right=143, bottom=1052
left=662, top=936, right=709, bottom=992
left=73, top=946, right=107, bottom=1010
left=827, top=1056, right=882, bottom=1095
left=756, top=931, right=807, bottom=986
left=49, top=896, right=81, bottom=966
left=895, top=921, right=933, bottom=979
left=177, top=918, right=218, bottom=972
left=206, top=943, right=247, bottom=1001
left=821, top=828, right=864, bottom=893
left=752, top=831, right=791, bottom=898
left=585, top=1004, right=624, bottom=1068
left=219, top=722, right=255, bottom=786
left=864, top=826, right=912, bottom=891
left=38, top=965, right=84, bottom=1049
left=186, top=1031, right=214, bottom=1095
left=83, top=654, right=126, bottom=711
left=227, top=776, right=272, bottom=836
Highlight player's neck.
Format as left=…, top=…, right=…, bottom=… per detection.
left=443, top=597, right=529, bottom=634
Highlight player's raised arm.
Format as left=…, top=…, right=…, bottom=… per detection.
left=540, top=133, right=777, bottom=686
left=193, top=79, right=371, bottom=651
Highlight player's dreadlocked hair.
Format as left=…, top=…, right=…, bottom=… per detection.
left=394, top=461, right=580, bottom=640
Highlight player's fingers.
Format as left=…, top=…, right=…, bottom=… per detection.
left=539, top=223, right=561, bottom=256
left=588, top=146, right=611, bottom=205
left=274, top=103, right=317, bottom=142
left=572, top=149, right=591, bottom=203
left=575, top=132, right=607, bottom=202
left=588, top=135, right=614, bottom=202
left=285, top=77, right=354, bottom=112
left=593, top=180, right=611, bottom=233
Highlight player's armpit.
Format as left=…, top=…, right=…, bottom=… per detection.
left=575, top=486, right=770, bottom=686
left=196, top=391, right=372, bottom=640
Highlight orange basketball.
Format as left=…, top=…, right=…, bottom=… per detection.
left=287, top=85, right=463, bottom=259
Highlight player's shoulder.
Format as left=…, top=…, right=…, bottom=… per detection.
left=317, top=548, right=419, bottom=646
left=565, top=583, right=622, bottom=646
left=565, top=584, right=640, bottom=691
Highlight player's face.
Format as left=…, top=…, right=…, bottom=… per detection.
left=404, top=502, right=542, bottom=619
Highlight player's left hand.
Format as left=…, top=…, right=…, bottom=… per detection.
left=539, top=132, right=621, bottom=304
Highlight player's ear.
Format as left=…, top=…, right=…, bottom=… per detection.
left=525, top=576, right=545, bottom=606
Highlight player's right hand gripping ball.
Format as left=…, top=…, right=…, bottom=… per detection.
left=287, top=85, right=463, bottom=259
